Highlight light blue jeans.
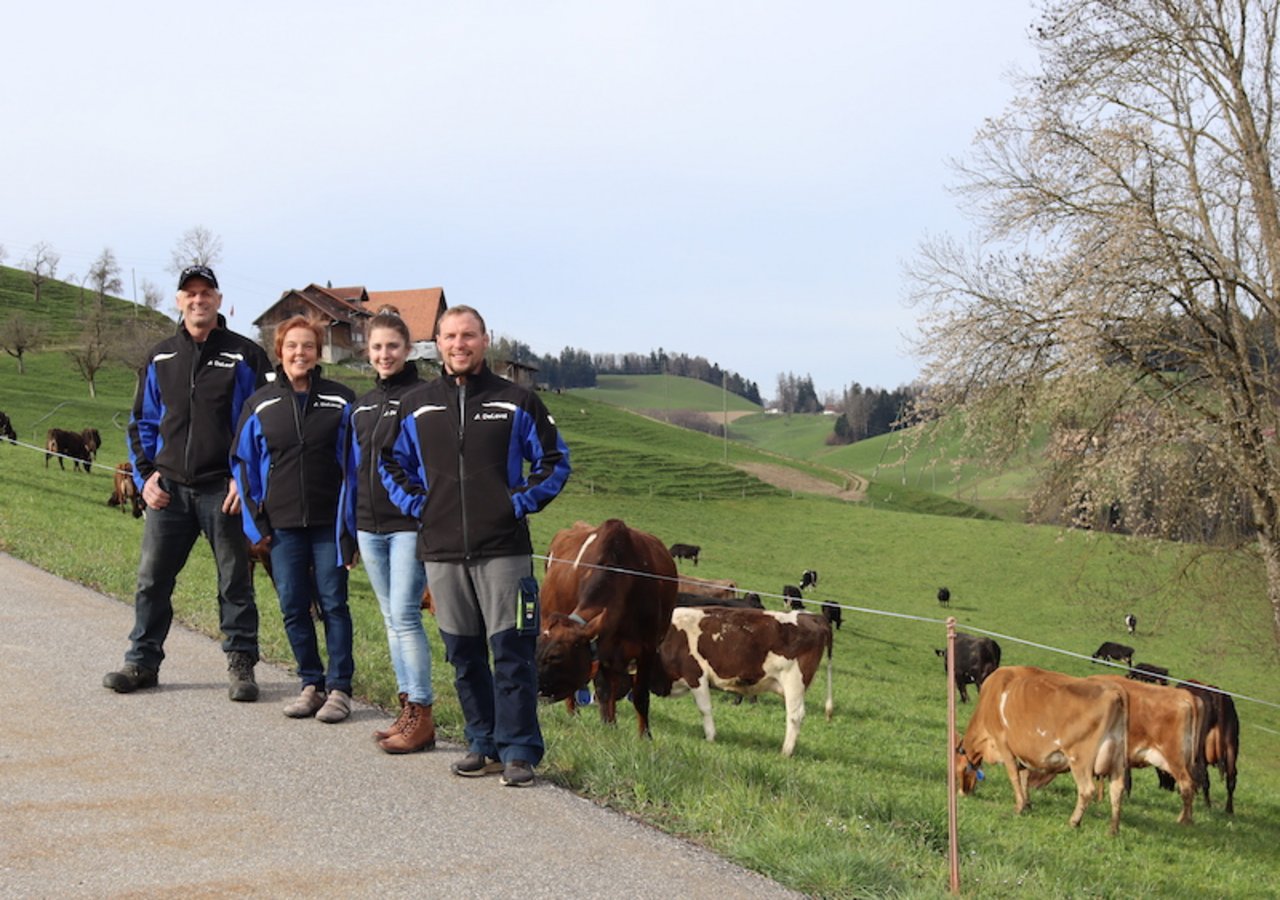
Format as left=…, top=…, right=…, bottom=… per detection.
left=358, top=530, right=433, bottom=705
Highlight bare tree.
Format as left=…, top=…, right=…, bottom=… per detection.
left=111, top=318, right=174, bottom=393
left=167, top=226, right=224, bottom=275
left=0, top=243, right=8, bottom=266
left=87, top=247, right=123, bottom=310
left=67, top=309, right=111, bottom=398
left=22, top=241, right=59, bottom=304
left=908, top=0, right=1280, bottom=645
left=140, top=278, right=165, bottom=312
left=0, top=314, right=44, bottom=374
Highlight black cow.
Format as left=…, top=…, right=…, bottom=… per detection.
left=675, top=592, right=765, bottom=610
left=935, top=632, right=1001, bottom=702
left=820, top=599, right=842, bottom=630
left=937, top=586, right=951, bottom=607
left=800, top=569, right=819, bottom=591
left=669, top=543, right=701, bottom=566
left=1124, top=613, right=1137, bottom=635
left=1126, top=662, right=1169, bottom=685
left=782, top=584, right=804, bottom=611
left=0, top=411, right=15, bottom=443
left=1092, top=641, right=1135, bottom=667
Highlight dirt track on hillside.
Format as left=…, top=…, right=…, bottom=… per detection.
left=734, top=462, right=867, bottom=502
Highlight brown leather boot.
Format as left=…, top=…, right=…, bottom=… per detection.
left=373, top=693, right=409, bottom=741
left=378, top=702, right=436, bottom=754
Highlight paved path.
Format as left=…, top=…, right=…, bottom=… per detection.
left=0, top=553, right=800, bottom=899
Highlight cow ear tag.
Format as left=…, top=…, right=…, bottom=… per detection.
left=975, top=769, right=985, bottom=781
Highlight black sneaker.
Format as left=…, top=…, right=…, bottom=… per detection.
left=450, top=752, right=504, bottom=777
left=227, top=651, right=259, bottom=703
left=103, top=663, right=158, bottom=693
left=500, top=759, right=535, bottom=787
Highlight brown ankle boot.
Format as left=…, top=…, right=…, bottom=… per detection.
left=373, top=693, right=409, bottom=740
left=378, top=702, right=436, bottom=754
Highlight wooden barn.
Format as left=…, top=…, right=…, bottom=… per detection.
left=254, top=284, right=447, bottom=364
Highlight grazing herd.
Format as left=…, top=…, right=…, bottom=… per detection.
left=2, top=418, right=1251, bottom=829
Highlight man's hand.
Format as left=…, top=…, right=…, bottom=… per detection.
left=142, top=471, right=171, bottom=510
left=223, top=477, right=242, bottom=516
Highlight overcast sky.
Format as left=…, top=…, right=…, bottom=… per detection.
left=1, top=2, right=1040, bottom=400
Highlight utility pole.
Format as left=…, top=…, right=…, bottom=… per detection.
left=722, top=370, right=728, bottom=463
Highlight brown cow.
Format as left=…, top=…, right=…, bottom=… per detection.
left=536, top=519, right=678, bottom=737
left=45, top=428, right=95, bottom=472
left=956, top=665, right=1129, bottom=834
left=651, top=606, right=833, bottom=756
left=1033, top=676, right=1204, bottom=824
left=106, top=462, right=145, bottom=518
left=1164, top=680, right=1240, bottom=815
left=677, top=574, right=738, bottom=600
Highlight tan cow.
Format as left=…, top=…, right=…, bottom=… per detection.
left=955, top=665, right=1129, bottom=834
left=1031, top=676, right=1205, bottom=824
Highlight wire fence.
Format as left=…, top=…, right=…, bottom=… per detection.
left=532, top=550, right=1280, bottom=715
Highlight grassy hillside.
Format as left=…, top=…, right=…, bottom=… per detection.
left=0, top=263, right=173, bottom=348
left=573, top=373, right=762, bottom=414
left=3, top=284, right=1279, bottom=896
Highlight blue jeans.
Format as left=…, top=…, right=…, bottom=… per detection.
left=269, top=526, right=353, bottom=693
left=128, top=479, right=258, bottom=671
left=358, top=530, right=432, bottom=705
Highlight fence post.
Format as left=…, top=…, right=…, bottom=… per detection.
left=946, top=616, right=960, bottom=894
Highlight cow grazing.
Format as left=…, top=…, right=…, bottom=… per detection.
left=676, top=574, right=738, bottom=600
left=1166, top=680, right=1240, bottom=815
left=1127, top=662, right=1170, bottom=685
left=246, top=535, right=275, bottom=585
left=0, top=411, right=15, bottom=443
left=652, top=606, right=833, bottom=757
left=80, top=427, right=102, bottom=460
left=937, top=586, right=951, bottom=607
left=668, top=542, right=701, bottom=566
left=1092, top=641, right=1135, bottom=668
left=1124, top=613, right=1137, bottom=635
left=537, top=519, right=678, bottom=737
left=820, top=599, right=842, bottom=630
left=955, top=665, right=1129, bottom=834
left=799, top=569, right=819, bottom=591
left=935, top=632, right=1002, bottom=703
left=676, top=592, right=764, bottom=610
left=106, top=462, right=145, bottom=518
left=1035, top=676, right=1205, bottom=824
left=44, top=428, right=95, bottom=473
left=782, top=584, right=804, bottom=610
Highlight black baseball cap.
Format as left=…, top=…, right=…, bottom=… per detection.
left=178, top=265, right=219, bottom=290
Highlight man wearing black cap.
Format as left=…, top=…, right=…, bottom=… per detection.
left=104, top=265, right=272, bottom=701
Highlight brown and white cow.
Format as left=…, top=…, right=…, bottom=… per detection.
left=651, top=606, right=833, bottom=757
left=1034, top=675, right=1205, bottom=824
left=955, top=665, right=1129, bottom=834
left=536, top=519, right=678, bottom=737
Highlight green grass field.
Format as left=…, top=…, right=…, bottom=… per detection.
left=3, top=295, right=1279, bottom=896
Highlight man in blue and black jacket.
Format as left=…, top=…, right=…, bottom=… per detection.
left=381, top=304, right=570, bottom=787
left=104, top=265, right=271, bottom=702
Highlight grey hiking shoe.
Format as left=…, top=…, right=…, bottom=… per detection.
left=500, top=759, right=535, bottom=787
left=450, top=752, right=503, bottom=777
left=103, top=663, right=158, bottom=693
left=227, top=651, right=259, bottom=702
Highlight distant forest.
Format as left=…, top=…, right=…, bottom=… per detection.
left=491, top=338, right=917, bottom=444
left=492, top=339, right=764, bottom=406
